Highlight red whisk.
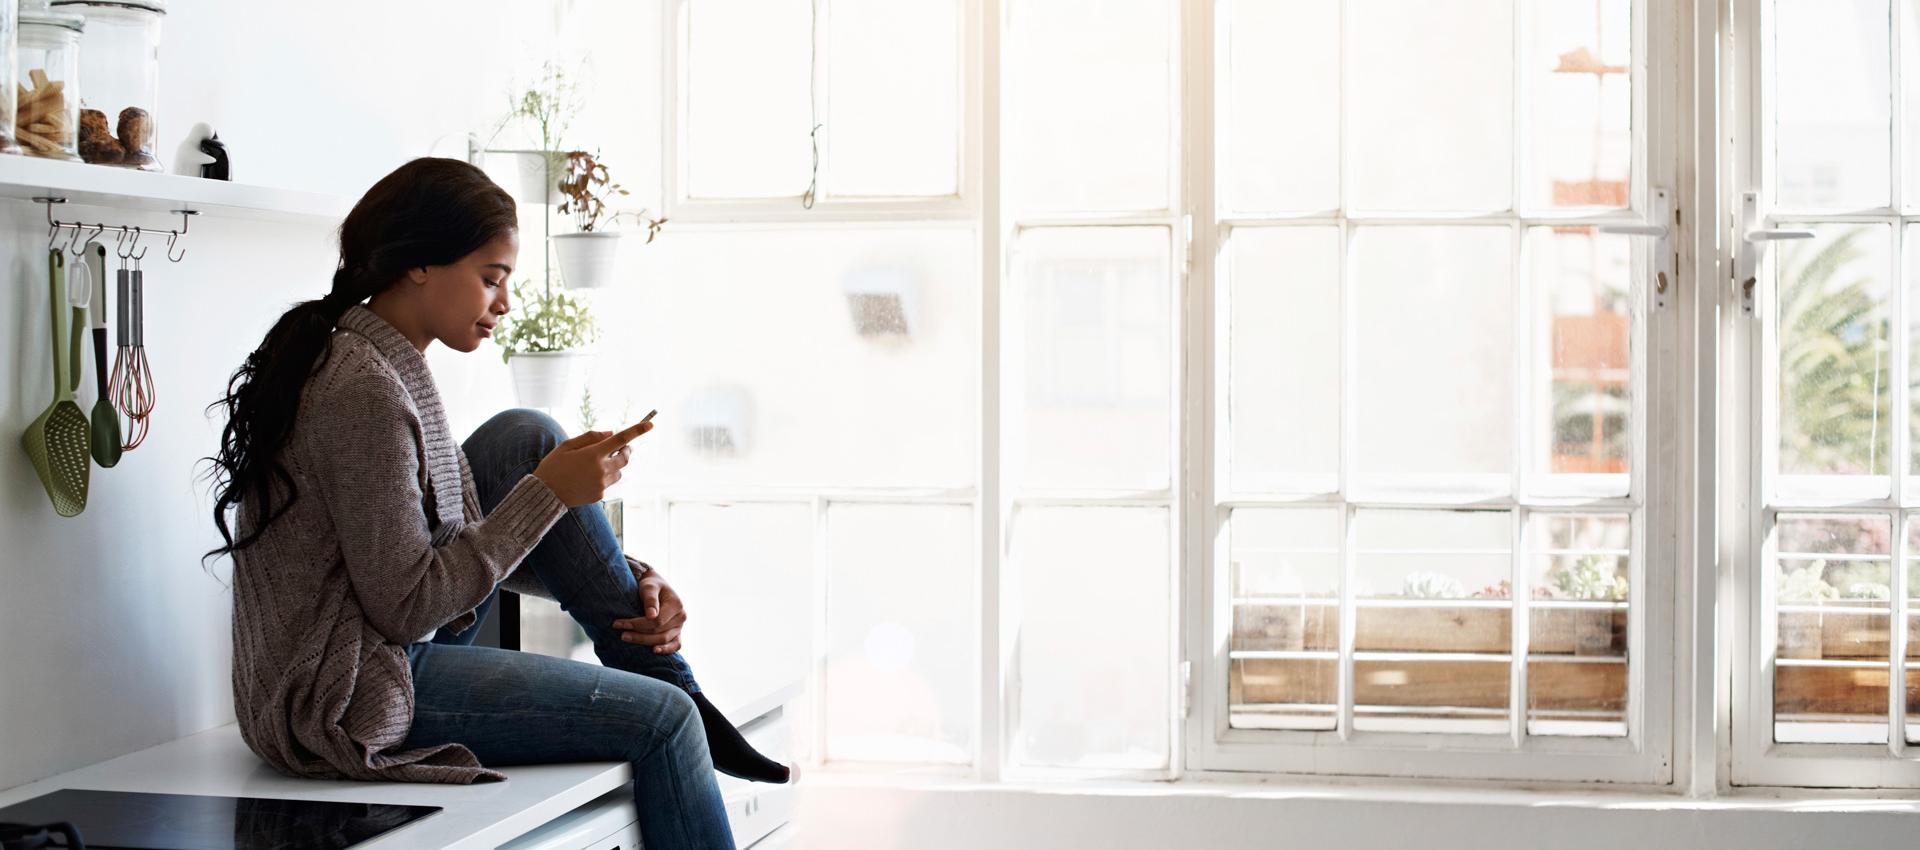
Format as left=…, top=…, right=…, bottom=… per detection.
left=108, top=248, right=155, bottom=451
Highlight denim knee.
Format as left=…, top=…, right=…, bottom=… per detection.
left=477, top=407, right=567, bottom=453
left=630, top=686, right=704, bottom=763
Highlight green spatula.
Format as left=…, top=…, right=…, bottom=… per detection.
left=21, top=248, right=90, bottom=516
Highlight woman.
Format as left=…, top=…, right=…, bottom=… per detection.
left=206, top=158, right=786, bottom=850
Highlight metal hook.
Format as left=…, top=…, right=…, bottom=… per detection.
left=72, top=222, right=104, bottom=257
left=115, top=226, right=132, bottom=259
left=165, top=229, right=185, bottom=263
left=48, top=220, right=61, bottom=250
left=130, top=227, right=148, bottom=261
left=63, top=225, right=84, bottom=256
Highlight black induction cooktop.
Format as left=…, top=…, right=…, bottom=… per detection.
left=0, top=788, right=441, bottom=850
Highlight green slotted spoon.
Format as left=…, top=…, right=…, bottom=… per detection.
left=21, top=248, right=90, bottom=516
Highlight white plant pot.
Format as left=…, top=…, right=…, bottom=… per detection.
left=507, top=350, right=590, bottom=411
left=479, top=149, right=561, bottom=205
left=551, top=231, right=627, bottom=290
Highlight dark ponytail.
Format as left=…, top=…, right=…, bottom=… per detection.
left=203, top=157, right=517, bottom=561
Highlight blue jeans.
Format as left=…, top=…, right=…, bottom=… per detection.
left=401, top=409, right=735, bottom=850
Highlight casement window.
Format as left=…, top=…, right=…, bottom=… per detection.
left=1728, top=0, right=1920, bottom=788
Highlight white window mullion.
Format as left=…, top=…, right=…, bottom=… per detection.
left=977, top=0, right=1007, bottom=784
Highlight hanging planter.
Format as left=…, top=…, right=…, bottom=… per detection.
left=554, top=150, right=665, bottom=290
left=551, top=231, right=626, bottom=290
left=496, top=279, right=597, bottom=410
left=507, top=350, right=590, bottom=410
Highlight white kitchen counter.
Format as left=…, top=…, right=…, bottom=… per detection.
left=0, top=723, right=625, bottom=850
left=0, top=679, right=803, bottom=850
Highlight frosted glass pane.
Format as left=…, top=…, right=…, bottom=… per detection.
left=686, top=0, right=812, bottom=198
left=1775, top=224, right=1892, bottom=482
left=827, top=0, right=961, bottom=197
left=610, top=228, right=977, bottom=490
left=1227, top=227, right=1341, bottom=494
left=1007, top=0, right=1171, bottom=212
left=1011, top=228, right=1171, bottom=491
left=1220, top=0, right=1340, bottom=213
left=1528, top=227, right=1633, bottom=492
left=667, top=503, right=814, bottom=707
left=1526, top=0, right=1633, bottom=211
left=1012, top=507, right=1171, bottom=769
left=1348, top=0, right=1513, bottom=211
left=1352, top=227, right=1514, bottom=497
left=1772, top=514, right=1891, bottom=744
left=825, top=504, right=975, bottom=765
left=1774, top=0, right=1891, bottom=211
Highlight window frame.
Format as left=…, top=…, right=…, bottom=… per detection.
left=1726, top=0, right=1920, bottom=789
left=656, top=0, right=1715, bottom=789
left=660, top=0, right=981, bottom=224
left=1183, top=0, right=1686, bottom=785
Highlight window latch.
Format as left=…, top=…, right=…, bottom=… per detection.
left=1734, top=191, right=1815, bottom=314
left=1600, top=187, right=1675, bottom=311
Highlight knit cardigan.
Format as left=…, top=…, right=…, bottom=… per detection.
left=230, top=305, right=571, bottom=784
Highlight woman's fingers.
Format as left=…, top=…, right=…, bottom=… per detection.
left=613, top=609, right=685, bottom=635
left=620, top=623, right=683, bottom=647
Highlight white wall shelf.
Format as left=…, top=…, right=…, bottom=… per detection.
left=0, top=155, right=350, bottom=224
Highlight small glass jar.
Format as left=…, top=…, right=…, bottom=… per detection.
left=51, top=0, right=161, bottom=170
left=0, top=0, right=21, bottom=155
left=16, top=9, right=83, bottom=161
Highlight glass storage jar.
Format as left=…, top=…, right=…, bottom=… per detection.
left=16, top=9, right=83, bottom=161
left=0, top=0, right=20, bottom=155
left=51, top=0, right=162, bottom=169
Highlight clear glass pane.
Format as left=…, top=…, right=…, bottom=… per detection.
left=1227, top=227, right=1341, bottom=494
left=1219, top=0, right=1339, bottom=213
left=1352, top=509, right=1512, bottom=735
left=1773, top=514, right=1891, bottom=744
left=667, top=503, right=815, bottom=706
left=1528, top=227, right=1633, bottom=493
left=1773, top=0, right=1891, bottom=211
left=1527, top=514, right=1630, bottom=737
left=1011, top=506, right=1171, bottom=769
left=1348, top=0, right=1513, bottom=211
left=1526, top=0, right=1633, bottom=211
left=1906, top=517, right=1920, bottom=741
left=1232, top=659, right=1337, bottom=731
left=1775, top=224, right=1893, bottom=483
left=1229, top=508, right=1342, bottom=731
left=1011, top=228, right=1171, bottom=491
left=611, top=228, right=977, bottom=490
left=686, top=0, right=812, bottom=198
left=825, top=504, right=975, bottom=765
left=1007, top=0, right=1171, bottom=212
left=1908, top=225, right=1920, bottom=478
left=826, top=0, right=961, bottom=197
left=1352, top=227, right=1514, bottom=498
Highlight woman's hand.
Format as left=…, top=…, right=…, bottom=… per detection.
left=530, top=420, right=652, bottom=507
left=612, top=571, right=686, bottom=655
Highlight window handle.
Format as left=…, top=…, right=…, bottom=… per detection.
left=1735, top=192, right=1816, bottom=313
left=1743, top=228, right=1815, bottom=242
left=1599, top=188, right=1674, bottom=309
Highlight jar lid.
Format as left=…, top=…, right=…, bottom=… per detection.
left=49, top=0, right=166, bottom=14
left=20, top=10, right=87, bottom=31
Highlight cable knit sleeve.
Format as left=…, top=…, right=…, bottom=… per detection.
left=302, top=370, right=569, bottom=644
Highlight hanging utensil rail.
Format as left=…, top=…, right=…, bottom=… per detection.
left=31, top=196, right=196, bottom=262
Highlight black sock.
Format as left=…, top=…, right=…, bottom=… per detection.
left=691, top=691, right=790, bottom=784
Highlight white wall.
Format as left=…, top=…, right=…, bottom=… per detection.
left=0, top=0, right=626, bottom=789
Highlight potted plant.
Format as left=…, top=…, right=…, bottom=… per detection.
left=551, top=150, right=667, bottom=290
left=496, top=277, right=598, bottom=410
left=476, top=62, right=581, bottom=207
left=1546, top=555, right=1629, bottom=656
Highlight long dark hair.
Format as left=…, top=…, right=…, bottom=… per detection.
left=203, top=157, right=517, bottom=561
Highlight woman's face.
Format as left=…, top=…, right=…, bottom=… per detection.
left=410, top=230, right=520, bottom=353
